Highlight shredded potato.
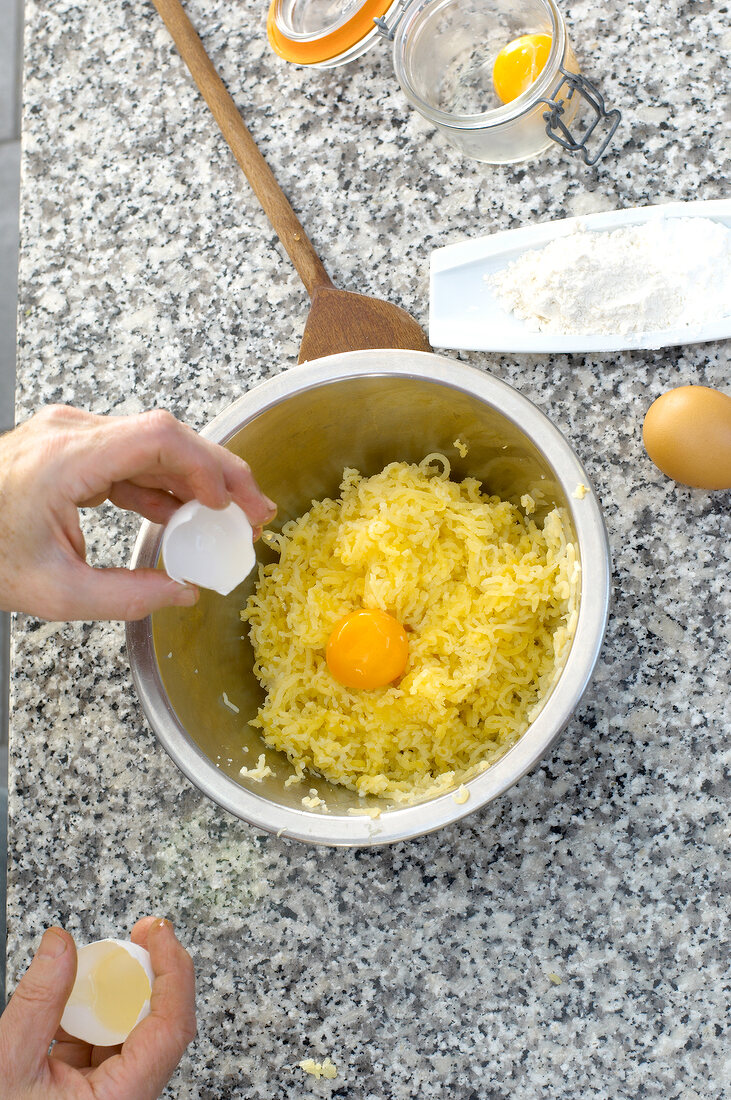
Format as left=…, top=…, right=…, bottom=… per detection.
left=241, top=457, right=579, bottom=804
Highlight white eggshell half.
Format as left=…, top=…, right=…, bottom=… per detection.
left=162, top=500, right=256, bottom=596
left=60, top=939, right=154, bottom=1047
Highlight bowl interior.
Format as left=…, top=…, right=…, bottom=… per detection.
left=151, top=373, right=576, bottom=816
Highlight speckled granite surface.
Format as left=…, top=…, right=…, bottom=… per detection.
left=8, top=0, right=730, bottom=1095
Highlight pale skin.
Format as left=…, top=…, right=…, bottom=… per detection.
left=0, top=918, right=197, bottom=1100
left=0, top=404, right=277, bottom=1094
left=0, top=404, right=276, bottom=620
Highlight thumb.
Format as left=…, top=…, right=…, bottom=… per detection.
left=1, top=928, right=77, bottom=1083
left=52, top=564, right=199, bottom=621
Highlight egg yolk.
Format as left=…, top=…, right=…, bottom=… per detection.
left=326, top=608, right=409, bottom=690
left=493, top=33, right=552, bottom=104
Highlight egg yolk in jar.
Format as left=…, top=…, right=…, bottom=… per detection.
left=326, top=608, right=409, bottom=690
left=493, top=33, right=552, bottom=104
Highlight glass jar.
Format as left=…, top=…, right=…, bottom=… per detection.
left=267, top=0, right=620, bottom=164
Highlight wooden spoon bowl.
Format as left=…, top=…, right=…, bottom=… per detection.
left=299, top=285, right=432, bottom=362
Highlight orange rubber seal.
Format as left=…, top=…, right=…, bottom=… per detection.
left=267, top=0, right=394, bottom=65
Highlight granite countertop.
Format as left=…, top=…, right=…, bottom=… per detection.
left=8, top=0, right=730, bottom=1096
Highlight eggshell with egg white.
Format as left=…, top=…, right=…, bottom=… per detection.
left=60, top=939, right=154, bottom=1048
left=162, top=500, right=257, bottom=595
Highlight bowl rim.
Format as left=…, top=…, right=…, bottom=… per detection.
left=127, top=350, right=611, bottom=846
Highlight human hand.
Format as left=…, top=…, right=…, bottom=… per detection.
left=0, top=917, right=196, bottom=1100
left=0, top=404, right=276, bottom=620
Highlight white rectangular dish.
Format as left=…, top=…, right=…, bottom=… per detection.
left=429, top=199, right=731, bottom=354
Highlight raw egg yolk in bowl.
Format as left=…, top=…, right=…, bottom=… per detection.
left=326, top=608, right=410, bottom=690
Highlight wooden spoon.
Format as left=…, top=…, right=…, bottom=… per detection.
left=152, top=0, right=432, bottom=363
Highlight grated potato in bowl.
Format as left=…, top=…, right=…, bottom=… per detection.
left=241, top=455, right=579, bottom=805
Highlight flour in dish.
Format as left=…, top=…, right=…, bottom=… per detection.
left=489, top=217, right=731, bottom=336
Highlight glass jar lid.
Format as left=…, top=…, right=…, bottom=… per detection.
left=268, top=0, right=396, bottom=65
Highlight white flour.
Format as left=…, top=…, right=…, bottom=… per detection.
left=490, top=217, right=731, bottom=336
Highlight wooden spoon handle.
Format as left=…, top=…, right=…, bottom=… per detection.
left=152, top=0, right=334, bottom=298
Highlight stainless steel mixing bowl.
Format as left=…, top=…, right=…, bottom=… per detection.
left=127, top=350, right=610, bottom=845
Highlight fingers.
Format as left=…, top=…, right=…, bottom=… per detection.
left=50, top=1038, right=94, bottom=1068
left=0, top=404, right=277, bottom=622
left=0, top=927, right=77, bottom=1085
left=8, top=557, right=200, bottom=622
left=105, top=483, right=184, bottom=526
left=219, top=450, right=277, bottom=528
left=51, top=565, right=199, bottom=622
left=90, top=1044, right=121, bottom=1068
left=130, top=916, right=159, bottom=945
left=138, top=918, right=197, bottom=1067
left=90, top=920, right=196, bottom=1100
left=30, top=402, right=277, bottom=526
left=130, top=411, right=231, bottom=510
left=68, top=411, right=274, bottom=520
left=143, top=919, right=197, bottom=1041
left=50, top=1031, right=121, bottom=1069
left=108, top=468, right=275, bottom=531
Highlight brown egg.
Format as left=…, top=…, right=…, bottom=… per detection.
left=642, top=385, right=731, bottom=490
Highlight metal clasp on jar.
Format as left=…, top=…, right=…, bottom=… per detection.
left=539, top=67, right=621, bottom=166
left=373, top=0, right=409, bottom=41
